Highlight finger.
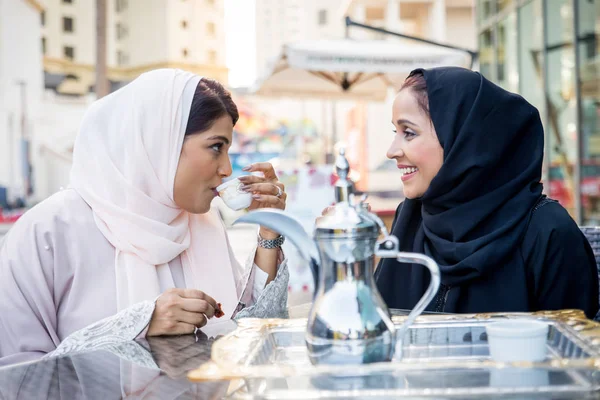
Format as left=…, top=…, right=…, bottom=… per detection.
left=251, top=194, right=286, bottom=206
left=241, top=183, right=283, bottom=196
left=242, top=162, right=277, bottom=180
left=178, top=289, right=218, bottom=309
left=180, top=298, right=216, bottom=318
left=237, top=175, right=267, bottom=185
left=173, top=322, right=197, bottom=335
left=177, top=310, right=209, bottom=327
left=321, top=206, right=334, bottom=215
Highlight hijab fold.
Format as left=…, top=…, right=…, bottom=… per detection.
left=70, top=69, right=239, bottom=318
left=376, top=67, right=544, bottom=309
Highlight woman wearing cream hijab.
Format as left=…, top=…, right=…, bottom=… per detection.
left=0, top=69, right=289, bottom=365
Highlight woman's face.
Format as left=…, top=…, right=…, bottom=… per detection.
left=173, top=115, right=233, bottom=214
left=387, top=89, right=444, bottom=199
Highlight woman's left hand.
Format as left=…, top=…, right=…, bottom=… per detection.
left=238, top=163, right=287, bottom=211
left=238, top=163, right=286, bottom=240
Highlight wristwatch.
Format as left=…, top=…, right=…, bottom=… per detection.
left=258, top=233, right=285, bottom=249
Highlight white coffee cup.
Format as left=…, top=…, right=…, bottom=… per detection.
left=216, top=178, right=253, bottom=211
left=486, top=320, right=549, bottom=362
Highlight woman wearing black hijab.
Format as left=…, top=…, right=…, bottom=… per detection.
left=375, top=67, right=598, bottom=319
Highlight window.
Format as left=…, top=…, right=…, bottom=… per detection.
left=117, top=50, right=128, bottom=65
left=477, top=0, right=495, bottom=22
left=206, top=22, right=215, bottom=36
left=63, top=46, right=74, bottom=60
left=41, top=37, right=46, bottom=55
left=63, top=17, right=74, bottom=33
left=545, top=0, right=577, bottom=217
left=116, top=0, right=127, bottom=13
left=496, top=13, right=518, bottom=92
left=317, top=9, right=327, bottom=26
left=182, top=48, right=189, bottom=58
left=478, top=29, right=494, bottom=79
left=365, top=7, right=384, bottom=20
left=41, top=11, right=45, bottom=26
left=116, top=23, right=127, bottom=39
left=577, top=0, right=600, bottom=223
left=181, top=20, right=188, bottom=29
left=208, top=49, right=217, bottom=64
left=497, top=0, right=515, bottom=13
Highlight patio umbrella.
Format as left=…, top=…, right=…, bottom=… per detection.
left=251, top=38, right=471, bottom=100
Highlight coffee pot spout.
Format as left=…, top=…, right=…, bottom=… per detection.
left=234, top=209, right=320, bottom=289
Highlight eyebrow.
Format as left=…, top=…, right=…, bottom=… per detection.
left=206, top=135, right=230, bottom=145
left=394, top=119, right=418, bottom=127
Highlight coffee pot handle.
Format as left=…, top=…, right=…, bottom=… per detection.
left=376, top=237, right=441, bottom=359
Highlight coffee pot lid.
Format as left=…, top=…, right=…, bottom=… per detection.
left=314, top=148, right=379, bottom=238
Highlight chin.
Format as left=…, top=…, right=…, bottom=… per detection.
left=184, top=200, right=212, bottom=215
left=403, top=187, right=425, bottom=200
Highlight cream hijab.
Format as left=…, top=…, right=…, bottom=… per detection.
left=70, top=69, right=239, bottom=317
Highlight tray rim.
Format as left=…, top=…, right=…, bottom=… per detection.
left=188, top=309, right=600, bottom=382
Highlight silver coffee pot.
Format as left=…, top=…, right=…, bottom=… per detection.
left=235, top=149, right=440, bottom=365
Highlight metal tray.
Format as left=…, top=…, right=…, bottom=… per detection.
left=189, top=310, right=600, bottom=398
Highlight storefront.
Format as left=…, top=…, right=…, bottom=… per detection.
left=477, top=0, right=600, bottom=224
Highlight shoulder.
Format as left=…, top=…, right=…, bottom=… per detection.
left=526, top=199, right=581, bottom=242
left=522, top=199, right=589, bottom=260
left=2, top=189, right=95, bottom=246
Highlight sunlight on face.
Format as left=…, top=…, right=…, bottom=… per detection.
left=173, top=115, right=234, bottom=214
left=386, top=89, right=444, bottom=199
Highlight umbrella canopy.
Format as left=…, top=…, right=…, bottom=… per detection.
left=251, top=39, right=471, bottom=100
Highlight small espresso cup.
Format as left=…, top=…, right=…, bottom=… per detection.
left=216, top=178, right=253, bottom=211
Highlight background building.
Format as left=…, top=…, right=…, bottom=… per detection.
left=255, top=0, right=347, bottom=81
left=346, top=0, right=475, bottom=50
left=0, top=0, right=43, bottom=206
left=40, top=0, right=228, bottom=95
left=476, top=0, right=600, bottom=224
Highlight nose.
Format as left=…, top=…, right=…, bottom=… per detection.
left=386, top=136, right=404, bottom=160
left=219, top=154, right=233, bottom=178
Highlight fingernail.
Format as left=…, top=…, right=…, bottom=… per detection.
left=241, top=185, right=252, bottom=192
left=242, top=166, right=251, bottom=171
left=238, top=176, right=249, bottom=181
left=252, top=194, right=262, bottom=200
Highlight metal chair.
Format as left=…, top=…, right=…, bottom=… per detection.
left=579, top=226, right=600, bottom=321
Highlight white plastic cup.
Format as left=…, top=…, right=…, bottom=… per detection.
left=486, top=320, right=549, bottom=362
left=216, top=178, right=253, bottom=211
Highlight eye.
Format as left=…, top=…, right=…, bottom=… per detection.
left=403, top=129, right=417, bottom=139
left=210, top=142, right=224, bottom=153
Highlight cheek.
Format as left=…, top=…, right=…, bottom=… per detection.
left=421, top=145, right=443, bottom=178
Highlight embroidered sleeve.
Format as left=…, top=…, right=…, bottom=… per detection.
left=235, top=258, right=290, bottom=320
left=44, top=300, right=155, bottom=360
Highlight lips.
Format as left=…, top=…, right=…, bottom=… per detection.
left=397, top=165, right=418, bottom=182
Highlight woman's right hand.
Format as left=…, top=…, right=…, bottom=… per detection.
left=147, top=288, right=217, bottom=336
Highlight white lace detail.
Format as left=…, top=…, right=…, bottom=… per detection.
left=45, top=300, right=155, bottom=360
left=235, top=259, right=290, bottom=320
left=97, top=341, right=158, bottom=369
left=44, top=260, right=289, bottom=363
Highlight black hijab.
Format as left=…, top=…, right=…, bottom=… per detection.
left=375, top=67, right=544, bottom=311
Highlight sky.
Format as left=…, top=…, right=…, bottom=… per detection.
left=224, top=0, right=257, bottom=88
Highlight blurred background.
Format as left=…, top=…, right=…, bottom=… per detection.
left=0, top=0, right=598, bottom=303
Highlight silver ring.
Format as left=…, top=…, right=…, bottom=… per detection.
left=275, top=185, right=283, bottom=198
left=200, top=313, right=208, bottom=326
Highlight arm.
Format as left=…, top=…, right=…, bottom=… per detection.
left=238, top=162, right=288, bottom=285
left=522, top=202, right=599, bottom=319
left=253, top=228, right=281, bottom=283
left=0, top=220, right=60, bottom=365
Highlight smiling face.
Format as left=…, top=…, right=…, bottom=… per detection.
left=173, top=115, right=233, bottom=214
left=386, top=88, right=444, bottom=199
